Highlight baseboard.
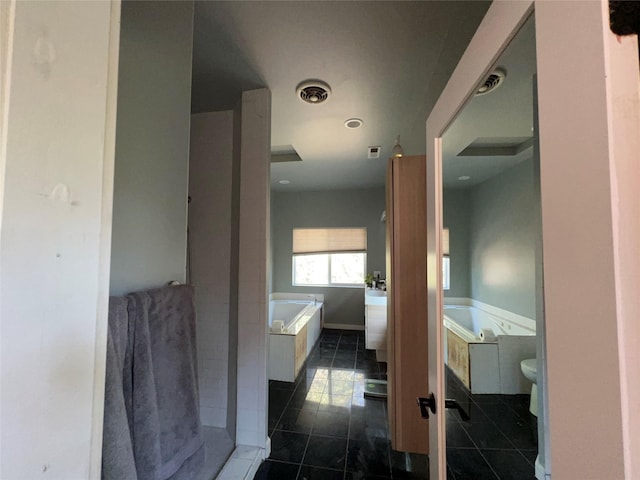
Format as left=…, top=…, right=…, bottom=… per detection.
left=323, top=323, right=365, bottom=331
left=216, top=445, right=264, bottom=480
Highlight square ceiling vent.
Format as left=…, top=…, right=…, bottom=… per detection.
left=368, top=146, right=381, bottom=159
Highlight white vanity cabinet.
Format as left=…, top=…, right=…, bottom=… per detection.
left=364, top=289, right=387, bottom=359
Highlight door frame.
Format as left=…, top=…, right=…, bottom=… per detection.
left=426, top=1, right=640, bottom=479
left=425, top=2, right=533, bottom=478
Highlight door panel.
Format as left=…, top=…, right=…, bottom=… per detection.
left=386, top=155, right=429, bottom=454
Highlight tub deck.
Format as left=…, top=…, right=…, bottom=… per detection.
left=443, top=301, right=536, bottom=394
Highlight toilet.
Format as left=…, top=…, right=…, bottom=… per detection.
left=520, top=358, right=538, bottom=416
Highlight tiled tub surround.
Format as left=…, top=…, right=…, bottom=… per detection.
left=444, top=299, right=536, bottom=394
left=257, top=329, right=537, bottom=479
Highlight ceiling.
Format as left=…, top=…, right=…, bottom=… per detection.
left=191, top=1, right=492, bottom=192
left=442, top=16, right=537, bottom=189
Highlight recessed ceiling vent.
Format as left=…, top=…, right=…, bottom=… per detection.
left=475, top=68, right=506, bottom=96
left=296, top=80, right=331, bottom=104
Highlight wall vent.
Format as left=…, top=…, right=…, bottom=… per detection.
left=475, top=68, right=506, bottom=96
left=368, top=146, right=381, bottom=159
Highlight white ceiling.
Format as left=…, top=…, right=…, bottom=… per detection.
left=191, top=1, right=493, bottom=192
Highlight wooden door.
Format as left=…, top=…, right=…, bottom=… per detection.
left=386, top=155, right=429, bottom=454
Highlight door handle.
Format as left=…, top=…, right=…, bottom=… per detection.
left=445, top=398, right=470, bottom=421
left=417, top=394, right=470, bottom=421
left=417, top=393, right=436, bottom=419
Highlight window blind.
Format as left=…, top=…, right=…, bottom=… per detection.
left=293, top=228, right=367, bottom=254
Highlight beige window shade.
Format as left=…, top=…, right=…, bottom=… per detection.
left=293, top=228, right=367, bottom=254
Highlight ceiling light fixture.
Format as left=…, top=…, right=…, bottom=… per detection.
left=392, top=135, right=404, bottom=158
left=345, top=118, right=363, bottom=129
left=296, top=80, right=331, bottom=104
left=279, top=180, right=291, bottom=184
left=458, top=176, right=471, bottom=181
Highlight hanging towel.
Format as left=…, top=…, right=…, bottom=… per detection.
left=127, top=285, right=203, bottom=480
left=102, top=296, right=138, bottom=480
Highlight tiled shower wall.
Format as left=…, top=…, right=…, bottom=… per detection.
left=188, top=89, right=271, bottom=453
left=189, top=111, right=235, bottom=427
left=235, top=89, right=271, bottom=448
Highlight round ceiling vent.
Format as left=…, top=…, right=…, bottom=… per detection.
left=296, top=80, right=331, bottom=104
left=475, top=68, right=506, bottom=96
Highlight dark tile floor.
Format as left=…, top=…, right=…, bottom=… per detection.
left=445, top=366, right=538, bottom=480
left=255, top=329, right=537, bottom=480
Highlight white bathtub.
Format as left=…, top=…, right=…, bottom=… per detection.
left=268, top=294, right=324, bottom=382
left=269, top=300, right=321, bottom=335
left=443, top=302, right=536, bottom=394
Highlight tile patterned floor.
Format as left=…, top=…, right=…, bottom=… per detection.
left=445, top=366, right=538, bottom=480
left=255, top=329, right=537, bottom=480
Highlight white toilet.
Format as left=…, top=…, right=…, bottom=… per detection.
left=520, top=358, right=538, bottom=416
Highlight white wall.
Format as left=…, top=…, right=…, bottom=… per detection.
left=271, top=187, right=387, bottom=327
left=188, top=111, right=235, bottom=428
left=236, top=89, right=271, bottom=449
left=0, top=1, right=120, bottom=477
left=606, top=26, right=640, bottom=480
left=109, top=1, right=194, bottom=295
left=535, top=1, right=639, bottom=477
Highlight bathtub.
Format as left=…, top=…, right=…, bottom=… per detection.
left=268, top=293, right=324, bottom=382
left=269, top=300, right=321, bottom=335
left=443, top=302, right=536, bottom=394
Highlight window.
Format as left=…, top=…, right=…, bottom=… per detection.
left=442, top=256, right=450, bottom=290
left=292, top=228, right=366, bottom=287
left=443, top=228, right=450, bottom=290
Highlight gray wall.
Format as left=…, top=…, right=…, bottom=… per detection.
left=443, top=188, right=471, bottom=298
left=110, top=1, right=194, bottom=295
left=469, top=158, right=537, bottom=318
left=271, top=188, right=386, bottom=327
left=443, top=158, right=538, bottom=319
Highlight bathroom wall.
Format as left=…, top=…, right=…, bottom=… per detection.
left=109, top=1, right=194, bottom=295
left=235, top=89, right=271, bottom=448
left=271, top=188, right=387, bottom=328
left=469, top=158, right=537, bottom=319
left=443, top=188, right=471, bottom=298
left=0, top=1, right=121, bottom=477
left=188, top=111, right=236, bottom=429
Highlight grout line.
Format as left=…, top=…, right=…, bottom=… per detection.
left=342, top=334, right=357, bottom=480
left=295, top=431, right=313, bottom=480
left=341, top=332, right=350, bottom=480
left=294, top=337, right=323, bottom=480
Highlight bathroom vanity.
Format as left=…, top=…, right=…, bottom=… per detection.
left=364, top=288, right=387, bottom=361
